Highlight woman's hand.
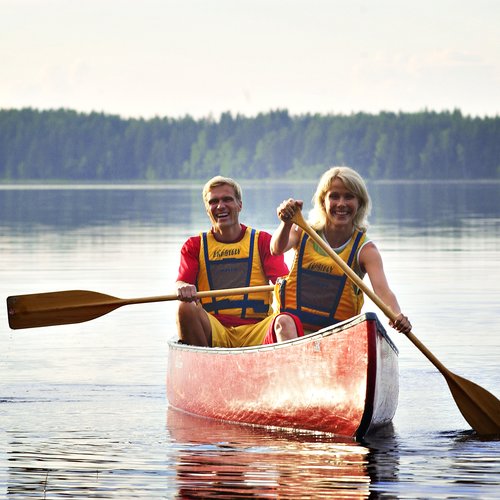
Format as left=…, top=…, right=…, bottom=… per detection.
left=389, top=313, right=412, bottom=334
left=277, top=198, right=303, bottom=222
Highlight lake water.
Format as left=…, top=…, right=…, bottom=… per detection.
left=1, top=181, right=499, bottom=498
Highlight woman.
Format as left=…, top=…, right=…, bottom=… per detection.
left=271, top=166, right=412, bottom=334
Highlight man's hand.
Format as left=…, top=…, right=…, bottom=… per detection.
left=176, top=282, right=198, bottom=302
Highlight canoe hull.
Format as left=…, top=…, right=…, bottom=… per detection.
left=166, top=312, right=399, bottom=439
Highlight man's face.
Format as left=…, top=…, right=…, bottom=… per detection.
left=205, top=184, right=242, bottom=231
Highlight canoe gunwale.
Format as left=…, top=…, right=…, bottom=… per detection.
left=167, top=311, right=399, bottom=356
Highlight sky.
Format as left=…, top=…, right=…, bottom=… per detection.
left=2, top=0, right=499, bottom=120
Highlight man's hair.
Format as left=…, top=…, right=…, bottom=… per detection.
left=202, top=176, right=243, bottom=207
left=309, top=166, right=371, bottom=232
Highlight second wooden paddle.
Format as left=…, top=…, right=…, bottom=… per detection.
left=7, top=285, right=274, bottom=330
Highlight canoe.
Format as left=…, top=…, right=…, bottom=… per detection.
left=166, top=312, right=399, bottom=439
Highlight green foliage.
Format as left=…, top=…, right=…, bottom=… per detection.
left=0, top=107, right=498, bottom=181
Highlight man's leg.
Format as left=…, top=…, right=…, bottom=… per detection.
left=176, top=301, right=212, bottom=346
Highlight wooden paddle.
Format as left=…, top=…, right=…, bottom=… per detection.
left=290, top=209, right=500, bottom=436
left=6, top=285, right=274, bottom=330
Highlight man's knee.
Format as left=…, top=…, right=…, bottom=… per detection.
left=176, top=301, right=211, bottom=346
left=177, top=301, right=198, bottom=322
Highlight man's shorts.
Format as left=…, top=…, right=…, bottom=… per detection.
left=209, top=312, right=304, bottom=348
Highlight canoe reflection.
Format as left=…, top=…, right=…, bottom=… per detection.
left=166, top=407, right=400, bottom=498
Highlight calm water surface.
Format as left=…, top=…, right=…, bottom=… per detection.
left=1, top=181, right=499, bottom=498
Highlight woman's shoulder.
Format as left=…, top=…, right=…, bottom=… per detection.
left=358, top=238, right=382, bottom=263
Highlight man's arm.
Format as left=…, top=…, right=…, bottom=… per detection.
left=258, top=231, right=289, bottom=283
left=177, top=236, right=200, bottom=283
left=176, top=236, right=201, bottom=301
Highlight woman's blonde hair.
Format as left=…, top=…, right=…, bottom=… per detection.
left=202, top=176, right=243, bottom=208
left=309, top=166, right=371, bottom=231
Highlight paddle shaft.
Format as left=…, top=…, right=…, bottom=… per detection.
left=50, top=285, right=275, bottom=309
left=291, top=210, right=500, bottom=435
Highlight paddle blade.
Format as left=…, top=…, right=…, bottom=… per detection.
left=446, top=372, right=500, bottom=436
left=7, top=290, right=124, bottom=330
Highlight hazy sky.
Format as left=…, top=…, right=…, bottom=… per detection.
left=2, top=0, right=499, bottom=119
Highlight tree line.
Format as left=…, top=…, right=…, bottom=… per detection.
left=1, top=107, right=499, bottom=181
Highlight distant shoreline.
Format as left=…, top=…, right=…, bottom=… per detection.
left=1, top=178, right=499, bottom=190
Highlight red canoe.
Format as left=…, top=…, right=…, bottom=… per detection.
left=166, top=312, right=399, bottom=439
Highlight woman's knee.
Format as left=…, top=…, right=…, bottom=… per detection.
left=274, top=314, right=297, bottom=340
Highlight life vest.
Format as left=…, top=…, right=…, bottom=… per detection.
left=197, top=227, right=272, bottom=320
left=276, top=229, right=368, bottom=331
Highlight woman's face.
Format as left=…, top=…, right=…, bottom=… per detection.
left=323, top=177, right=359, bottom=228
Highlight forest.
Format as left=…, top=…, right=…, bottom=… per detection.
left=0, top=107, right=499, bottom=181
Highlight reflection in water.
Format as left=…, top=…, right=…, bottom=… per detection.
left=2, top=181, right=500, bottom=234
left=0, top=184, right=207, bottom=233
left=5, top=408, right=401, bottom=499
left=166, top=408, right=400, bottom=498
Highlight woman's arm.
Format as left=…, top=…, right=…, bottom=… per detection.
left=270, top=199, right=303, bottom=255
left=359, top=242, right=412, bottom=334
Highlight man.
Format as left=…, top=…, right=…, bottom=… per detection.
left=176, top=176, right=302, bottom=347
